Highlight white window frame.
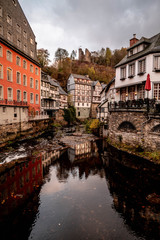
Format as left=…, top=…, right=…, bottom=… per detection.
left=17, top=89, right=21, bottom=102
left=120, top=66, right=126, bottom=80
left=0, top=85, right=3, bottom=100
left=7, top=67, right=13, bottom=82
left=30, top=64, right=33, bottom=73
left=30, top=93, right=34, bottom=103
left=153, top=83, right=160, bottom=100
left=23, top=74, right=27, bottom=86
left=154, top=55, right=160, bottom=71
left=128, top=62, right=135, bottom=77
left=6, top=50, right=12, bottom=62
left=36, top=94, right=39, bottom=104
left=7, top=87, right=13, bottom=101
left=35, top=79, right=39, bottom=90
left=16, top=71, right=21, bottom=84
left=23, top=60, right=27, bottom=69
left=16, top=56, right=21, bottom=66
left=138, top=58, right=146, bottom=74
left=23, top=91, right=27, bottom=102
left=30, top=77, right=33, bottom=88
left=35, top=67, right=38, bottom=75
left=0, top=64, right=3, bottom=79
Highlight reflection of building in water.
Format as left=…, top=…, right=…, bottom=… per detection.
left=68, top=141, right=98, bottom=162
left=0, top=155, right=42, bottom=206
left=41, top=150, right=60, bottom=171
left=104, top=150, right=160, bottom=239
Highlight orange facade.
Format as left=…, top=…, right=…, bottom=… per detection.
left=0, top=43, right=41, bottom=114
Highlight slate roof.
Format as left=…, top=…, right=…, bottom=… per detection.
left=71, top=73, right=91, bottom=80
left=58, top=84, right=68, bottom=95
left=50, top=79, right=60, bottom=87
left=115, top=33, right=160, bottom=68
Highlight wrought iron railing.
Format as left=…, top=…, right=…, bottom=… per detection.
left=108, top=98, right=160, bottom=113
left=0, top=99, right=28, bottom=106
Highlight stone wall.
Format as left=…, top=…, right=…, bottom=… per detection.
left=0, top=119, right=52, bottom=147
left=107, top=110, right=160, bottom=151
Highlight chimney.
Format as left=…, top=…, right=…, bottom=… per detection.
left=130, top=34, right=139, bottom=47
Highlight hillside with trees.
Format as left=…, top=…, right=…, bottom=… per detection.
left=37, top=47, right=127, bottom=90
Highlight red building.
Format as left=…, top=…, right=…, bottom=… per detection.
left=0, top=0, right=41, bottom=124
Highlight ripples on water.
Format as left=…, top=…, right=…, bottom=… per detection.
left=0, top=139, right=160, bottom=240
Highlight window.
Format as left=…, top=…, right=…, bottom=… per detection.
left=138, top=84, right=145, bottom=99
left=17, top=39, right=21, bottom=48
left=16, top=24, right=21, bottom=33
left=23, top=60, right=27, bottom=69
left=138, top=59, right=146, bottom=74
left=23, top=91, right=27, bottom=102
left=30, top=38, right=34, bottom=44
left=7, top=15, right=12, bottom=25
left=0, top=6, right=2, bottom=17
left=128, top=63, right=135, bottom=77
left=23, top=31, right=27, bottom=39
left=0, top=85, right=3, bottom=100
left=128, top=86, right=135, bottom=100
left=30, top=78, right=33, bottom=88
left=23, top=75, right=27, bottom=86
left=8, top=88, right=13, bottom=100
left=35, top=80, right=38, bottom=90
left=7, top=31, right=12, bottom=41
left=30, top=50, right=34, bottom=57
left=0, top=64, right=3, bottom=79
left=16, top=56, right=21, bottom=66
left=6, top=50, right=12, bottom=61
left=35, top=67, right=38, bottom=75
left=153, top=83, right=160, bottom=100
left=30, top=93, right=34, bottom=103
left=120, top=88, right=126, bottom=101
left=12, top=0, right=17, bottom=6
left=7, top=68, right=12, bottom=81
left=17, top=90, right=21, bottom=102
left=36, top=94, right=39, bottom=104
left=154, top=56, right=160, bottom=71
left=0, top=45, right=3, bottom=56
left=120, top=66, right=126, bottom=80
left=0, top=25, right=3, bottom=35
left=16, top=72, right=21, bottom=84
left=30, top=64, right=33, bottom=72
left=23, top=20, right=27, bottom=26
left=24, top=44, right=27, bottom=52
left=2, top=107, right=6, bottom=113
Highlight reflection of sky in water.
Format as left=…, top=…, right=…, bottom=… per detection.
left=29, top=165, right=143, bottom=240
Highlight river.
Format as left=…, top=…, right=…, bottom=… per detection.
left=0, top=133, right=160, bottom=240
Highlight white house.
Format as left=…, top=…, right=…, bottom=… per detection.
left=67, top=74, right=92, bottom=119
left=115, top=33, right=160, bottom=102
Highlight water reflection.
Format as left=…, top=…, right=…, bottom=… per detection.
left=0, top=139, right=160, bottom=240
left=103, top=142, right=160, bottom=240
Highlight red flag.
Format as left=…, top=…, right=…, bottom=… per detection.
left=145, top=74, right=151, bottom=91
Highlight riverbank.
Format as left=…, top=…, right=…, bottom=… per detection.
left=106, top=137, right=160, bottom=165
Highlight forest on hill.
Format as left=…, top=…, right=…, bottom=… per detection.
left=37, top=47, right=127, bottom=90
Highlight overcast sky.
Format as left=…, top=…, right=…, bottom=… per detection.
left=19, top=0, right=160, bottom=62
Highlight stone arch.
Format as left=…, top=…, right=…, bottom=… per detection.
left=151, top=124, right=160, bottom=133
left=118, top=121, right=136, bottom=132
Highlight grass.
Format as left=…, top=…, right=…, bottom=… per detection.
left=106, top=137, right=160, bottom=164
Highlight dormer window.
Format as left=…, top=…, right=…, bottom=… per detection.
left=154, top=55, right=160, bottom=71
left=120, top=66, right=126, bottom=80
left=138, top=58, right=146, bottom=75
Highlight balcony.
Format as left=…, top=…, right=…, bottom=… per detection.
left=0, top=99, right=28, bottom=107
left=108, top=99, right=160, bottom=114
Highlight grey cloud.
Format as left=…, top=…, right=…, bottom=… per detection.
left=19, top=0, right=160, bottom=60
